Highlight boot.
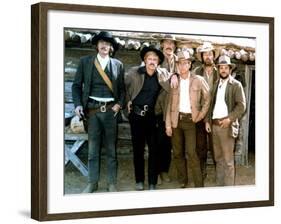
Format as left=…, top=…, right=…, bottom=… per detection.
left=82, top=183, right=98, bottom=193
left=135, top=182, right=144, bottom=191
left=108, top=184, right=117, bottom=192
left=160, top=172, right=171, bottom=182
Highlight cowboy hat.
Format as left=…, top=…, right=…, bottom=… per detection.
left=160, top=34, right=177, bottom=43
left=92, top=31, right=119, bottom=52
left=196, top=42, right=220, bottom=62
left=175, top=49, right=194, bottom=62
left=140, top=45, right=165, bottom=64
left=216, top=55, right=236, bottom=70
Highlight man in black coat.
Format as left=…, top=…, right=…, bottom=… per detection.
left=72, top=31, right=125, bottom=193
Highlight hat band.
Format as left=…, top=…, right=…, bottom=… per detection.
left=219, top=60, right=229, bottom=64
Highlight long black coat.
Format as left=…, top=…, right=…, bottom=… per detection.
left=72, top=55, right=125, bottom=109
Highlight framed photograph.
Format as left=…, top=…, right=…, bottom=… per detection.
left=31, top=2, right=274, bottom=221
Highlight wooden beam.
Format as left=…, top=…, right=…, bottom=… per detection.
left=65, top=144, right=88, bottom=176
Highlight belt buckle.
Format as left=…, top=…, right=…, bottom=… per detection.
left=100, top=102, right=107, bottom=113
left=140, top=110, right=146, bottom=116
left=143, top=105, right=148, bottom=111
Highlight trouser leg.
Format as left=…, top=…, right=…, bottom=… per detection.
left=102, top=110, right=118, bottom=185
left=196, top=120, right=208, bottom=178
left=146, top=114, right=158, bottom=185
left=171, top=126, right=187, bottom=185
left=212, top=125, right=235, bottom=186
left=129, top=113, right=146, bottom=183
left=183, top=119, right=203, bottom=187
left=156, top=115, right=172, bottom=174
left=87, top=113, right=102, bottom=184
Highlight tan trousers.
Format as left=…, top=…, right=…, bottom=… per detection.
left=212, top=124, right=235, bottom=186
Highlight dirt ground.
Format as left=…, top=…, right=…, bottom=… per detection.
left=64, top=148, right=255, bottom=194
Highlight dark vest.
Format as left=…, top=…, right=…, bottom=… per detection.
left=90, top=63, right=114, bottom=98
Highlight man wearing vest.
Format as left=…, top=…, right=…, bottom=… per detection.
left=72, top=31, right=125, bottom=193
left=125, top=45, right=171, bottom=190
left=193, top=42, right=220, bottom=179
left=205, top=55, right=246, bottom=186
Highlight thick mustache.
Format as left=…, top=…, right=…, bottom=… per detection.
left=165, top=48, right=173, bottom=51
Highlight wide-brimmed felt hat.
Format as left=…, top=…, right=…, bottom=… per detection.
left=160, top=34, right=177, bottom=43
left=140, top=45, right=165, bottom=64
left=196, top=42, right=220, bottom=62
left=216, top=55, right=236, bottom=70
left=175, top=50, right=194, bottom=62
left=92, top=31, right=119, bottom=52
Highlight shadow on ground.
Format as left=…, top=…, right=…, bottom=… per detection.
left=64, top=150, right=255, bottom=194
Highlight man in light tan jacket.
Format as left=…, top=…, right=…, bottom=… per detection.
left=165, top=50, right=210, bottom=187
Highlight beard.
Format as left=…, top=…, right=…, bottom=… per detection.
left=204, top=59, right=214, bottom=66
left=220, top=73, right=230, bottom=79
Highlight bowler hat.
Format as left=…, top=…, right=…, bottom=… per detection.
left=92, top=31, right=119, bottom=52
left=140, top=45, right=164, bottom=64
left=217, top=55, right=236, bottom=70
left=196, top=42, right=220, bottom=62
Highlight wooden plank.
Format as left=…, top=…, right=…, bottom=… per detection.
left=64, top=82, right=73, bottom=103
left=65, top=133, right=88, bottom=141
left=65, top=146, right=88, bottom=176
left=65, top=140, right=86, bottom=165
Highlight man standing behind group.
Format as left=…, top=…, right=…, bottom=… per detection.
left=205, top=55, right=246, bottom=186
left=125, top=45, right=171, bottom=190
left=165, top=50, right=210, bottom=188
left=155, top=34, right=177, bottom=183
left=193, top=42, right=219, bottom=178
left=72, top=31, right=125, bottom=193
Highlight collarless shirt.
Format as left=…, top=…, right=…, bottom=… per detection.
left=179, top=76, right=191, bottom=113
left=133, top=71, right=160, bottom=108
left=212, top=78, right=229, bottom=119
left=97, top=53, right=110, bottom=70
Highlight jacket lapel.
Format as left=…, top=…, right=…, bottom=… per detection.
left=108, top=58, right=118, bottom=80
left=84, top=56, right=94, bottom=91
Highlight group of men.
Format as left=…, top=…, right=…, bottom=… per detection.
left=72, top=31, right=246, bottom=193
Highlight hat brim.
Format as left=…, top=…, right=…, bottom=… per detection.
left=175, top=56, right=194, bottom=62
left=217, top=63, right=236, bottom=70
left=92, top=36, right=119, bottom=52
left=160, top=38, right=177, bottom=43
left=140, top=47, right=164, bottom=65
left=196, top=48, right=220, bottom=62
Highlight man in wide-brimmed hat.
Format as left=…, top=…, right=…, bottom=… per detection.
left=125, top=45, right=171, bottom=191
left=92, top=31, right=119, bottom=55
left=205, top=55, right=246, bottom=186
left=154, top=34, right=178, bottom=184
left=72, top=31, right=125, bottom=193
left=165, top=50, right=210, bottom=188
left=193, top=42, right=220, bottom=179
left=160, top=34, right=177, bottom=73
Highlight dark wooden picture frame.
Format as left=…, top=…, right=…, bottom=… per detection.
left=31, top=2, right=274, bottom=221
